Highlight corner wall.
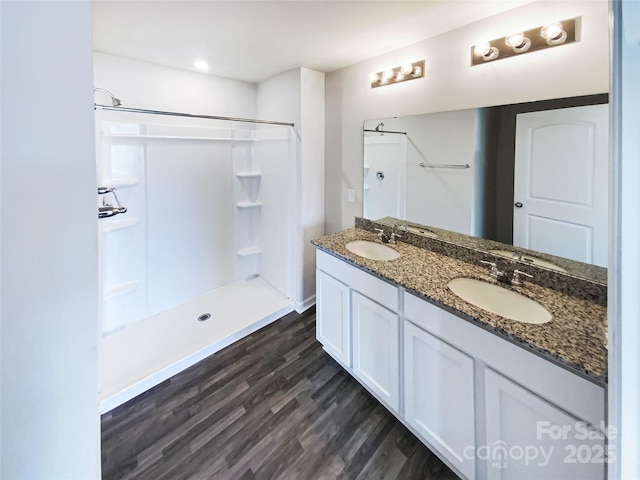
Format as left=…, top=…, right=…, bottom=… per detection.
left=257, top=68, right=325, bottom=311
left=1, top=1, right=100, bottom=478
left=325, top=0, right=609, bottom=233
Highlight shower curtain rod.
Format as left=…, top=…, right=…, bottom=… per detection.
left=363, top=128, right=407, bottom=135
left=95, top=104, right=295, bottom=127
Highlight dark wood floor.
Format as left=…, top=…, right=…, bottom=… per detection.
left=101, top=308, right=460, bottom=480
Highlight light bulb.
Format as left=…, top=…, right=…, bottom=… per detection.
left=369, top=72, right=380, bottom=83
left=400, top=63, right=413, bottom=75
left=541, top=22, right=563, bottom=40
left=541, top=22, right=567, bottom=45
left=412, top=65, right=422, bottom=77
left=505, top=32, right=525, bottom=48
left=474, top=42, right=499, bottom=61
left=383, top=69, right=394, bottom=80
left=505, top=32, right=531, bottom=53
left=395, top=71, right=404, bottom=81
left=473, top=42, right=492, bottom=57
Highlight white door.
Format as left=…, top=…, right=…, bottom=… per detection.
left=513, top=104, right=608, bottom=266
left=404, top=321, right=476, bottom=479
left=351, top=292, right=399, bottom=411
left=363, top=134, right=407, bottom=220
left=316, top=270, right=351, bottom=367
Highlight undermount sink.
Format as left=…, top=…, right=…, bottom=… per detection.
left=447, top=277, right=552, bottom=324
left=345, top=240, right=400, bottom=261
left=488, top=250, right=567, bottom=273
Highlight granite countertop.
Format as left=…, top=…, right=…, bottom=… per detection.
left=312, top=227, right=607, bottom=385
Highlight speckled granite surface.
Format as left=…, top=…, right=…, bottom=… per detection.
left=357, top=217, right=607, bottom=306
left=312, top=227, right=607, bottom=385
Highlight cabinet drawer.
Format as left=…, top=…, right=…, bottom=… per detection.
left=317, top=249, right=397, bottom=311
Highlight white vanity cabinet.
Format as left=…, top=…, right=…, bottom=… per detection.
left=352, top=292, right=399, bottom=411
left=314, top=248, right=606, bottom=480
left=484, top=369, right=606, bottom=480
left=316, top=270, right=351, bottom=367
left=404, top=320, right=476, bottom=479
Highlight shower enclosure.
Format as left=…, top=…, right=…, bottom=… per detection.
left=95, top=107, right=298, bottom=412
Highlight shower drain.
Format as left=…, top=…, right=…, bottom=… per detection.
left=197, top=313, right=211, bottom=322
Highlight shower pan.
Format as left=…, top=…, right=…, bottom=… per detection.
left=95, top=103, right=298, bottom=412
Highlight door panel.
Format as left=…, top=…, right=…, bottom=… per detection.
left=513, top=104, right=608, bottom=266
left=352, top=292, right=399, bottom=411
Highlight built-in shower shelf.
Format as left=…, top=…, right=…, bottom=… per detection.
left=236, top=201, right=262, bottom=209
left=102, top=218, right=139, bottom=233
left=103, top=281, right=139, bottom=301
left=104, top=178, right=139, bottom=188
left=237, top=247, right=262, bottom=257
left=236, top=171, right=262, bottom=178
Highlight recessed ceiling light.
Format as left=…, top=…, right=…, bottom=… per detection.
left=193, top=60, right=209, bottom=71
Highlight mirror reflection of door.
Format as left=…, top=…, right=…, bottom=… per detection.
left=513, top=104, right=608, bottom=267
left=363, top=134, right=407, bottom=220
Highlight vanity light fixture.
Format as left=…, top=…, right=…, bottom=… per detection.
left=370, top=60, right=424, bottom=88
left=471, top=17, right=578, bottom=66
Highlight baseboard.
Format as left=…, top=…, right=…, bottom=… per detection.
left=295, top=294, right=316, bottom=313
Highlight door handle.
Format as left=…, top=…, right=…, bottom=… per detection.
left=514, top=202, right=523, bottom=208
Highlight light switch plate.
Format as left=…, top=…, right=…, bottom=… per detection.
left=347, top=189, right=355, bottom=203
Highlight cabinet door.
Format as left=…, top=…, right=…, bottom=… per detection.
left=404, top=321, right=476, bottom=480
left=485, top=368, right=606, bottom=480
left=316, top=270, right=350, bottom=367
left=352, top=291, right=399, bottom=411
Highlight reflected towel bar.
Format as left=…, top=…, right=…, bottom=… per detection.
left=418, top=161, right=469, bottom=169
left=363, top=129, right=407, bottom=135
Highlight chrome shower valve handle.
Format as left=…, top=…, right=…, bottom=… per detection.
left=98, top=186, right=127, bottom=218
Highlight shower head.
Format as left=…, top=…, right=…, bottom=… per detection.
left=94, top=87, right=122, bottom=107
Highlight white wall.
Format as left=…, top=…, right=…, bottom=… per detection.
left=325, top=0, right=609, bottom=232
left=610, top=1, right=640, bottom=478
left=257, top=68, right=325, bottom=311
left=0, top=1, right=100, bottom=478
left=94, top=52, right=257, bottom=118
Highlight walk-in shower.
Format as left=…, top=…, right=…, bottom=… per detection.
left=95, top=97, right=298, bottom=411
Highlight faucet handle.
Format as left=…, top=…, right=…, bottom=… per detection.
left=511, top=269, right=533, bottom=285
left=390, top=232, right=402, bottom=244
left=480, top=260, right=497, bottom=268
left=480, top=260, right=508, bottom=281
left=374, top=228, right=388, bottom=243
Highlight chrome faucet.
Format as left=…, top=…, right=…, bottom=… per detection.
left=480, top=260, right=534, bottom=286
left=374, top=228, right=390, bottom=244
left=511, top=269, right=534, bottom=286
left=480, top=260, right=509, bottom=283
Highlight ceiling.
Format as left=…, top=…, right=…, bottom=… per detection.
left=93, top=0, right=534, bottom=83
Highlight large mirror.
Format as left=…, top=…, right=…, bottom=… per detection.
left=363, top=94, right=608, bottom=283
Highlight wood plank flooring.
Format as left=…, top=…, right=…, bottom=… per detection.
left=101, top=308, right=460, bottom=480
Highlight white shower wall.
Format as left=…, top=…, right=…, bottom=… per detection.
left=98, top=117, right=294, bottom=333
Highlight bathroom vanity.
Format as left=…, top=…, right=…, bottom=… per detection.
left=312, top=224, right=607, bottom=480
